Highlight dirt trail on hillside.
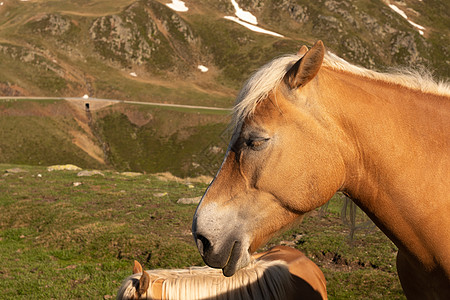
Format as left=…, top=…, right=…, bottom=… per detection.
left=66, top=101, right=107, bottom=164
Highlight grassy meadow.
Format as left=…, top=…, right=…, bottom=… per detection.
left=0, top=164, right=405, bottom=299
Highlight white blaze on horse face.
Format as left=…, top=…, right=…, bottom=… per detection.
left=193, top=125, right=255, bottom=274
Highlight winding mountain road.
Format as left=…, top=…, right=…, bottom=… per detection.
left=0, top=96, right=233, bottom=112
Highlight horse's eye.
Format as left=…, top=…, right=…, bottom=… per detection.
left=245, top=138, right=270, bottom=150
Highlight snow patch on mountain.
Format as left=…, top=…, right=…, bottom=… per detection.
left=388, top=3, right=425, bottom=35
left=198, top=65, right=209, bottom=72
left=224, top=16, right=283, bottom=37
left=166, top=0, right=188, bottom=12
left=231, top=0, right=257, bottom=25
left=224, top=1, right=283, bottom=38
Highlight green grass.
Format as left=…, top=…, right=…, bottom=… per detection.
left=0, top=164, right=405, bottom=299
left=0, top=164, right=204, bottom=298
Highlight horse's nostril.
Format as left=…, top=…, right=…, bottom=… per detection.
left=196, top=234, right=212, bottom=257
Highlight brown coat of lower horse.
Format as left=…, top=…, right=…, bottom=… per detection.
left=117, top=246, right=327, bottom=299
left=192, top=41, right=450, bottom=299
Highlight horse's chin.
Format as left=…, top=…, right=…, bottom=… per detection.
left=222, top=244, right=251, bottom=277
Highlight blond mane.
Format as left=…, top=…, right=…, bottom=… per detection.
left=232, top=51, right=450, bottom=127
left=232, top=54, right=300, bottom=128
left=118, top=260, right=292, bottom=299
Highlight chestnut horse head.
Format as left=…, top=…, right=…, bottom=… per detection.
left=193, top=41, right=346, bottom=276
left=192, top=40, right=450, bottom=298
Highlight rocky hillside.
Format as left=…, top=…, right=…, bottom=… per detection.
left=0, top=0, right=448, bottom=105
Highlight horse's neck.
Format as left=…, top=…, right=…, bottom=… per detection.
left=322, top=69, right=450, bottom=265
left=336, top=72, right=449, bottom=193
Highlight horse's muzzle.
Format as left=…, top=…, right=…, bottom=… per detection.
left=193, top=225, right=250, bottom=276
left=192, top=199, right=252, bottom=276
left=194, top=231, right=234, bottom=267
left=196, top=235, right=247, bottom=276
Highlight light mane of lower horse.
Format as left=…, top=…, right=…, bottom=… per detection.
left=117, top=246, right=327, bottom=299
left=192, top=40, right=450, bottom=299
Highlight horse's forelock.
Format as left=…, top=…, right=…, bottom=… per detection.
left=232, top=55, right=300, bottom=129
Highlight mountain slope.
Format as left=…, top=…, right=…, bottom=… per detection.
left=0, top=98, right=231, bottom=176
left=0, top=0, right=448, bottom=105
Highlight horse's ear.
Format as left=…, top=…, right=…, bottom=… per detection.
left=133, top=260, right=143, bottom=274
left=285, top=40, right=325, bottom=89
left=138, top=271, right=150, bottom=297
left=297, top=45, right=308, bottom=57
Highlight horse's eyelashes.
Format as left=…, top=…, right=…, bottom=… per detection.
left=246, top=138, right=270, bottom=150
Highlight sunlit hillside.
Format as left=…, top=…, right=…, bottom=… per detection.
left=0, top=0, right=448, bottom=104
left=0, top=0, right=448, bottom=175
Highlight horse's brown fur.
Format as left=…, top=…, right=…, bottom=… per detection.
left=192, top=41, right=450, bottom=299
left=254, top=246, right=327, bottom=300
